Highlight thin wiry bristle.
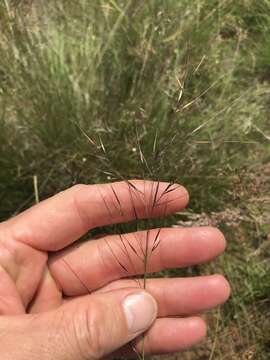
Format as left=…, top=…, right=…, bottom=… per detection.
left=105, top=237, right=129, bottom=273
left=110, top=184, right=124, bottom=216
left=151, top=228, right=162, bottom=252
left=61, top=258, right=92, bottom=294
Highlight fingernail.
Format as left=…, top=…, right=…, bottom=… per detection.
left=123, top=292, right=157, bottom=334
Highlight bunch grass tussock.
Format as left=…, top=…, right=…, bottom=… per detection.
left=0, top=0, right=270, bottom=359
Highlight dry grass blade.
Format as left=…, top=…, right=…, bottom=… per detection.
left=152, top=130, right=158, bottom=156
left=99, top=135, right=106, bottom=154
left=75, top=123, right=97, bottom=147
left=135, top=126, right=152, bottom=175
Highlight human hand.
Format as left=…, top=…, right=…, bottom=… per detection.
left=0, top=180, right=230, bottom=359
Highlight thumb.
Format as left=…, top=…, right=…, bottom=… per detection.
left=0, top=289, right=157, bottom=360
left=58, top=288, right=158, bottom=359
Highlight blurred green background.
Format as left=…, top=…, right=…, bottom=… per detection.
left=0, top=1, right=269, bottom=359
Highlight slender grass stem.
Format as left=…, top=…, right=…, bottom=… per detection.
left=141, top=230, right=150, bottom=360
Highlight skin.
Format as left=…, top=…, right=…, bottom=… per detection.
left=0, top=180, right=230, bottom=359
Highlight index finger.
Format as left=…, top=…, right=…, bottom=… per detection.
left=3, top=180, right=189, bottom=251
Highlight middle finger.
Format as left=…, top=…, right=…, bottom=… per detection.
left=49, top=226, right=226, bottom=296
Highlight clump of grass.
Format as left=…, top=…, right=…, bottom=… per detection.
left=0, top=1, right=270, bottom=359
left=1, top=0, right=269, bottom=216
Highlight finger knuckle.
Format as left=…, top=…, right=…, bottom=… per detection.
left=70, top=184, right=88, bottom=192
left=74, top=301, right=107, bottom=360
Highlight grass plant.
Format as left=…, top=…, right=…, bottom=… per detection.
left=60, top=130, right=182, bottom=358
left=0, top=1, right=270, bottom=359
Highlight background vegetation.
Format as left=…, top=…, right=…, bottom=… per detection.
left=0, top=0, right=269, bottom=358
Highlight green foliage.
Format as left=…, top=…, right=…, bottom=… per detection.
left=0, top=1, right=269, bottom=358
